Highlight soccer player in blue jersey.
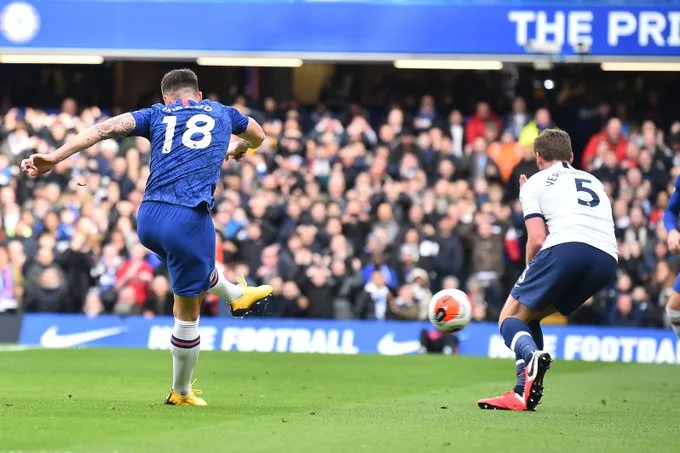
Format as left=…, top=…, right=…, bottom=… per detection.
left=21, top=69, right=273, bottom=406
left=663, top=176, right=680, bottom=338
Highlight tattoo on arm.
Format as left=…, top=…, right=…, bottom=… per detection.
left=95, top=113, right=136, bottom=139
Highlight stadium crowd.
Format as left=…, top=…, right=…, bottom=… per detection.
left=1, top=94, right=680, bottom=329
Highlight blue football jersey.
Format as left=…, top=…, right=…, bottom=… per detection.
left=664, top=175, right=680, bottom=233
left=131, top=99, right=248, bottom=209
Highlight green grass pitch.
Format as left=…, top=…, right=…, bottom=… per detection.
left=0, top=349, right=678, bottom=453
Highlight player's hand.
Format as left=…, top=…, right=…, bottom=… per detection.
left=519, top=174, right=528, bottom=188
left=226, top=139, right=249, bottom=162
left=668, top=230, right=680, bottom=254
left=21, top=153, right=58, bottom=177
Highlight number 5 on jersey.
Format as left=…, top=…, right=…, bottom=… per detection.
left=162, top=114, right=216, bottom=153
left=574, top=178, right=601, bottom=207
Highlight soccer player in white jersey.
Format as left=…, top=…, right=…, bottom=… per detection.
left=478, top=129, right=618, bottom=411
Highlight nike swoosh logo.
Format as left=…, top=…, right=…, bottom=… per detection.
left=40, top=325, right=129, bottom=348
left=377, top=332, right=421, bottom=356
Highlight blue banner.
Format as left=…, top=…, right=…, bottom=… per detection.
left=0, top=1, right=679, bottom=58
left=19, top=314, right=680, bottom=364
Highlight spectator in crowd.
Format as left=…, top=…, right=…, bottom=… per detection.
left=0, top=92, right=678, bottom=332
left=465, top=218, right=507, bottom=300
left=280, top=280, right=309, bottom=318
left=605, top=293, right=646, bottom=327
left=388, top=284, right=421, bottom=321
left=299, top=265, right=337, bottom=318
left=408, top=268, right=432, bottom=320
left=23, top=267, right=69, bottom=313
left=356, top=269, right=393, bottom=320
left=448, top=110, right=465, bottom=158
left=91, top=244, right=123, bottom=309
left=23, top=247, right=66, bottom=301
left=115, top=242, right=153, bottom=308
left=58, top=232, right=94, bottom=312
left=432, top=214, right=464, bottom=286
left=464, top=137, right=502, bottom=183
left=143, top=275, right=174, bottom=318
left=441, top=276, right=460, bottom=290
left=519, top=108, right=555, bottom=147
left=506, top=145, right=538, bottom=201
left=414, top=95, right=437, bottom=131
left=467, top=277, right=499, bottom=321
left=83, top=290, right=104, bottom=318
left=486, top=130, right=520, bottom=183
left=582, top=117, right=628, bottom=168
left=113, top=286, right=140, bottom=315
left=650, top=260, right=676, bottom=309
left=505, top=96, right=528, bottom=141
left=465, top=102, right=502, bottom=145
left=330, top=258, right=363, bottom=319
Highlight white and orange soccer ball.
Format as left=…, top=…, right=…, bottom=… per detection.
left=427, top=289, right=473, bottom=333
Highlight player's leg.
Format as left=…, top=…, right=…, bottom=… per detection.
left=141, top=202, right=218, bottom=405
left=523, top=244, right=615, bottom=409
left=498, top=297, right=556, bottom=406
left=497, top=251, right=562, bottom=376
left=498, top=298, right=544, bottom=364
left=665, top=275, right=680, bottom=338
left=166, top=292, right=206, bottom=406
left=207, top=266, right=245, bottom=302
left=138, top=203, right=203, bottom=405
left=478, top=249, right=563, bottom=411
left=207, top=266, right=273, bottom=317
left=513, top=317, right=545, bottom=395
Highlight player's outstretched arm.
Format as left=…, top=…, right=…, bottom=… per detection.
left=21, top=113, right=136, bottom=177
left=227, top=117, right=266, bottom=161
left=237, top=117, right=265, bottom=148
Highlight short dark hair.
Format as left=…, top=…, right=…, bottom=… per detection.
left=534, top=129, right=572, bottom=162
left=161, top=69, right=199, bottom=96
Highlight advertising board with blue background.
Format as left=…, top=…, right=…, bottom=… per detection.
left=19, top=314, right=680, bottom=364
left=0, top=1, right=679, bottom=58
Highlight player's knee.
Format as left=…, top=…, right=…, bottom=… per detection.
left=498, top=296, right=534, bottom=328
left=498, top=296, right=518, bottom=327
left=173, top=308, right=200, bottom=322
left=173, top=293, right=203, bottom=321
left=497, top=312, right=506, bottom=329
left=174, top=307, right=200, bottom=322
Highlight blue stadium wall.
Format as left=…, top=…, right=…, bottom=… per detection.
left=0, top=1, right=679, bottom=59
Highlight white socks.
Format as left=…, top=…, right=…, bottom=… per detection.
left=207, top=268, right=244, bottom=302
left=170, top=318, right=200, bottom=395
left=667, top=307, right=680, bottom=339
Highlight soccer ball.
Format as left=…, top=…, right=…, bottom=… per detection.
left=427, top=289, right=473, bottom=333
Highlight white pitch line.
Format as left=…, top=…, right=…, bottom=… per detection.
left=0, top=451, right=133, bottom=453
left=0, top=345, right=40, bottom=352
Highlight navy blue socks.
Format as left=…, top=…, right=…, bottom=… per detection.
left=529, top=320, right=543, bottom=349
left=511, top=320, right=543, bottom=394
left=501, top=317, right=538, bottom=364
left=513, top=358, right=526, bottom=395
